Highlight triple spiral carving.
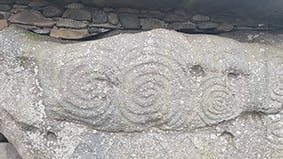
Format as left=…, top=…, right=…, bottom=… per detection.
left=53, top=53, right=246, bottom=129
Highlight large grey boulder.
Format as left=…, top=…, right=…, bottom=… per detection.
left=0, top=27, right=283, bottom=158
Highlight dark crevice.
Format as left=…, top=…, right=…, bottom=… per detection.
left=0, top=133, right=8, bottom=143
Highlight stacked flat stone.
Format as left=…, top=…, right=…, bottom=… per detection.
left=1, top=0, right=271, bottom=40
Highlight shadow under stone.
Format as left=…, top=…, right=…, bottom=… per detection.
left=0, top=133, right=8, bottom=143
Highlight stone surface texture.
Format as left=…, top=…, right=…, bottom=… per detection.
left=119, top=13, right=140, bottom=29
left=140, top=18, right=167, bottom=30
left=42, top=5, right=64, bottom=18
left=92, top=10, right=108, bottom=24
left=8, top=11, right=55, bottom=27
left=0, top=143, right=21, bottom=159
left=28, top=0, right=48, bottom=7
left=0, top=19, right=8, bottom=30
left=50, top=27, right=89, bottom=39
left=108, top=13, right=119, bottom=25
left=56, top=18, right=87, bottom=29
left=192, top=14, right=210, bottom=22
left=0, top=4, right=12, bottom=12
left=62, top=9, right=92, bottom=21
left=1, top=27, right=283, bottom=159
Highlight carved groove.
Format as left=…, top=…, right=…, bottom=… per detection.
left=198, top=78, right=239, bottom=125
left=272, top=61, right=283, bottom=98
left=266, top=120, right=283, bottom=150
left=268, top=57, right=283, bottom=102
left=265, top=57, right=283, bottom=113
left=120, top=54, right=187, bottom=128
left=58, top=57, right=119, bottom=126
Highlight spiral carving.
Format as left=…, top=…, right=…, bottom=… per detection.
left=271, top=59, right=283, bottom=98
left=58, top=57, right=119, bottom=126
left=198, top=78, right=240, bottom=125
left=120, top=53, right=187, bottom=128
left=266, top=120, right=283, bottom=150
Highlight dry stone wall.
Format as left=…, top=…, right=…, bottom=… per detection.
left=0, top=0, right=277, bottom=40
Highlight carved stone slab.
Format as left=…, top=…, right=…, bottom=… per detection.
left=0, top=27, right=283, bottom=158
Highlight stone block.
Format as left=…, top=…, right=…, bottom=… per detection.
left=0, top=27, right=283, bottom=158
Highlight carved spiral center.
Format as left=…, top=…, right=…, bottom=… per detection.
left=210, top=90, right=229, bottom=111
left=120, top=54, right=186, bottom=127
left=62, top=63, right=116, bottom=110
left=57, top=57, right=119, bottom=125
left=198, top=78, right=238, bottom=125
left=123, top=62, right=171, bottom=123
left=68, top=70, right=114, bottom=106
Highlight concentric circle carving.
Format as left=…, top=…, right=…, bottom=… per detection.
left=58, top=57, right=119, bottom=126
left=198, top=78, right=240, bottom=125
left=120, top=53, right=188, bottom=128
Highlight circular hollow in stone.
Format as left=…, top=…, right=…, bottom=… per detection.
left=190, top=65, right=205, bottom=77
left=46, top=131, right=57, bottom=141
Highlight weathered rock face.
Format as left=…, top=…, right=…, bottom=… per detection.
left=1, top=27, right=283, bottom=158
